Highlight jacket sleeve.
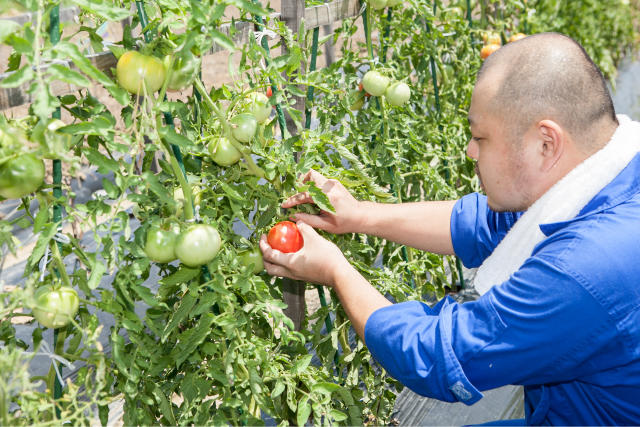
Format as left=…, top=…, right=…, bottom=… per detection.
left=364, top=254, right=624, bottom=404
left=451, top=193, right=524, bottom=268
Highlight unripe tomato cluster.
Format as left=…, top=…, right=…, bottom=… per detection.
left=351, top=70, right=411, bottom=110
left=480, top=32, right=527, bottom=60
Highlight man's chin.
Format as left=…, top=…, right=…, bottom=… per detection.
left=486, top=196, right=521, bottom=213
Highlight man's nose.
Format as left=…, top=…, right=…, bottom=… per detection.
left=466, top=138, right=479, bottom=160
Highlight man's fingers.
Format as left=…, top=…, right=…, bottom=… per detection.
left=295, top=221, right=320, bottom=239
left=281, top=191, right=312, bottom=208
left=263, top=258, right=294, bottom=278
left=301, top=169, right=329, bottom=187
left=259, top=234, right=296, bottom=267
left=290, top=212, right=332, bottom=230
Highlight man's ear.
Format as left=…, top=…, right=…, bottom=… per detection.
left=536, top=120, right=564, bottom=172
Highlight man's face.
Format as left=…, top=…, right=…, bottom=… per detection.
left=467, top=80, right=536, bottom=213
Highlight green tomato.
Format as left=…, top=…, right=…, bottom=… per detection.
left=230, top=113, right=258, bottom=144
left=174, top=224, right=222, bottom=267
left=243, top=92, right=272, bottom=124
left=174, top=186, right=203, bottom=218
left=384, top=82, right=411, bottom=107
left=349, top=90, right=365, bottom=111
left=240, top=247, right=264, bottom=274
left=144, top=225, right=179, bottom=263
left=369, top=0, right=388, bottom=9
left=208, top=137, right=242, bottom=166
left=32, top=285, right=79, bottom=329
left=164, top=51, right=202, bottom=92
left=116, top=51, right=166, bottom=95
left=362, top=71, right=390, bottom=97
left=0, top=154, right=45, bottom=199
left=386, top=0, right=401, bottom=6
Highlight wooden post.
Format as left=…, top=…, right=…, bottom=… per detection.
left=280, top=0, right=307, bottom=332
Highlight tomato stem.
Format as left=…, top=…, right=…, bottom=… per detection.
left=50, top=241, right=71, bottom=289
left=166, top=144, right=195, bottom=221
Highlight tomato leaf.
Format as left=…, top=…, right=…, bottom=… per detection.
left=0, top=20, right=20, bottom=45
left=161, top=127, right=195, bottom=149
left=310, top=382, right=341, bottom=394
left=142, top=171, right=176, bottom=205
left=303, top=181, right=335, bottom=214
left=47, top=64, right=91, bottom=87
left=176, top=313, right=216, bottom=367
left=159, top=266, right=200, bottom=286
left=296, top=399, right=311, bottom=427
left=83, top=147, right=119, bottom=173
left=70, top=0, right=132, bottom=21
left=272, top=377, right=285, bottom=398
left=0, top=64, right=32, bottom=88
left=87, top=260, right=106, bottom=290
left=291, top=354, right=312, bottom=374
left=24, top=223, right=57, bottom=275
left=210, top=29, right=235, bottom=53
left=228, top=0, right=267, bottom=15
left=329, top=409, right=348, bottom=422
left=162, top=291, right=197, bottom=342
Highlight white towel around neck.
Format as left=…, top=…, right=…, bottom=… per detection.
left=474, top=115, right=640, bottom=296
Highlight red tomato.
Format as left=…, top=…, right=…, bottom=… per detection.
left=266, top=86, right=273, bottom=98
left=268, top=221, right=304, bottom=253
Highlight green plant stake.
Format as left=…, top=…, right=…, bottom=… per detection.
left=426, top=2, right=465, bottom=290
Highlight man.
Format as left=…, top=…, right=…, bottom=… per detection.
left=259, top=33, right=640, bottom=425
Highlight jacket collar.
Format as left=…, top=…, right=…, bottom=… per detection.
left=539, top=152, right=640, bottom=237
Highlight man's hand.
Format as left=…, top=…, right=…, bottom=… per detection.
left=259, top=222, right=353, bottom=287
left=283, top=170, right=367, bottom=234
left=260, top=221, right=392, bottom=341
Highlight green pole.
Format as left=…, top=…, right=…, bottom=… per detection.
left=49, top=3, right=64, bottom=418
left=426, top=2, right=465, bottom=290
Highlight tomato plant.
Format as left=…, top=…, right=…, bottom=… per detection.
left=0, top=155, right=45, bottom=199
left=32, top=285, right=79, bottom=329
left=268, top=221, right=304, bottom=254
left=116, top=51, right=166, bottom=95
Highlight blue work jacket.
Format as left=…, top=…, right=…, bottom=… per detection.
left=365, top=152, right=640, bottom=425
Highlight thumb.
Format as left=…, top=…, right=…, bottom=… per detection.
left=295, top=221, right=320, bottom=239
left=291, top=213, right=331, bottom=230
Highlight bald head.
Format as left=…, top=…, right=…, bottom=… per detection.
left=476, top=33, right=617, bottom=153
